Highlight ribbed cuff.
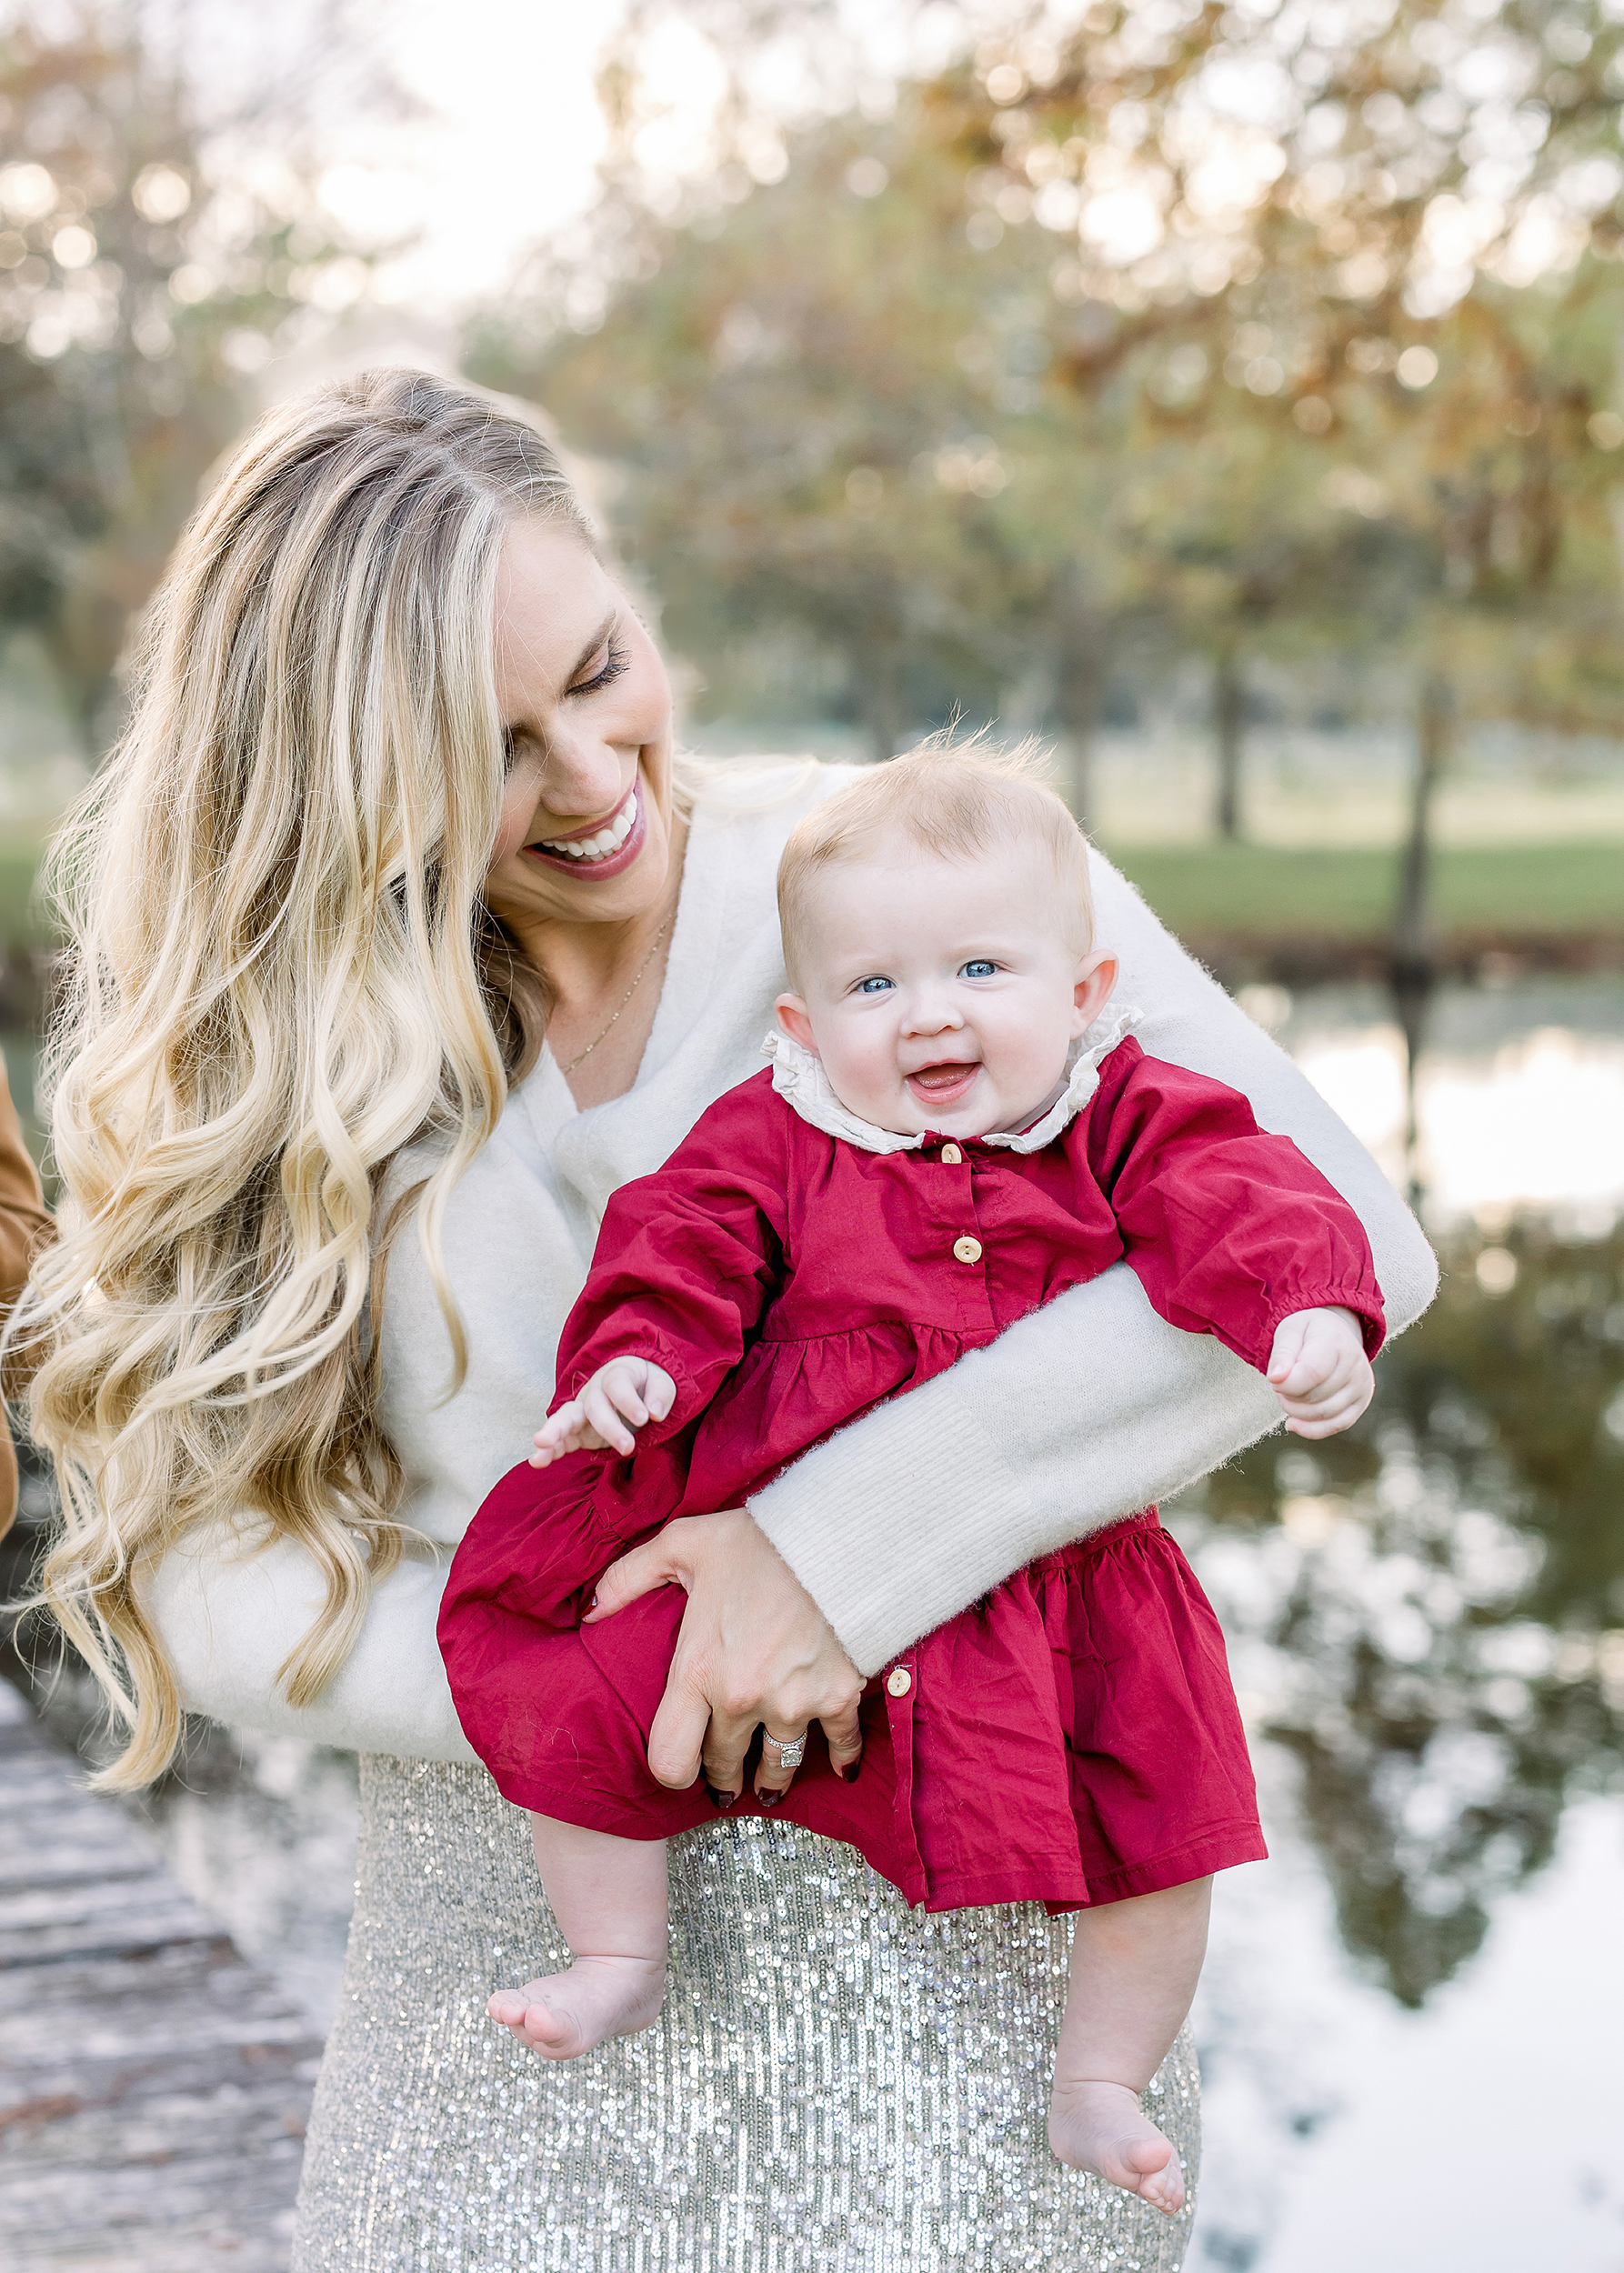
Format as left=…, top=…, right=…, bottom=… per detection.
left=749, top=1397, right=1030, bottom=1677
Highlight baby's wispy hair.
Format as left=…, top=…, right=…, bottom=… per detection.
left=777, top=742, right=1093, bottom=982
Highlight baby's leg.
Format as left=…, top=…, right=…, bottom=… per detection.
left=489, top=1815, right=669, bottom=2060
left=1048, top=1877, right=1212, bottom=2216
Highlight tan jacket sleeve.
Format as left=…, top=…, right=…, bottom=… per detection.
left=0, top=1056, right=53, bottom=1542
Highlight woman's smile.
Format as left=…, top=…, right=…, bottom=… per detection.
left=523, top=779, right=647, bottom=880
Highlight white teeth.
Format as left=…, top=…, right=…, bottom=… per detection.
left=537, top=789, right=638, bottom=862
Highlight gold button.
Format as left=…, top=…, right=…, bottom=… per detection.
left=953, top=1236, right=982, bottom=1265
left=940, top=1143, right=963, bottom=1165
left=886, top=1667, right=913, bottom=1697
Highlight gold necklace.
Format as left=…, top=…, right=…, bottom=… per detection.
left=558, top=912, right=674, bottom=1077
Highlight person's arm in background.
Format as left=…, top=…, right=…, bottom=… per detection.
left=0, top=1056, right=53, bottom=1543
left=742, top=853, right=1438, bottom=1676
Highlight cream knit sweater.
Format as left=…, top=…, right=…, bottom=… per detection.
left=146, top=762, right=1437, bottom=1757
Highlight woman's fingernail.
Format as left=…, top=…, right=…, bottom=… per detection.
left=840, top=1765, right=860, bottom=1783
left=759, top=1789, right=779, bottom=1807
left=709, top=1787, right=736, bottom=1810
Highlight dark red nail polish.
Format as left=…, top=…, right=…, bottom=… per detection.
left=840, top=1765, right=860, bottom=1783
left=759, top=1790, right=779, bottom=1807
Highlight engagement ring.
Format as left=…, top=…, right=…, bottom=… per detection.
left=762, top=1730, right=807, bottom=1768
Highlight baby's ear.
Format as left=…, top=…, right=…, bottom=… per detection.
left=1071, top=950, right=1118, bottom=1034
left=774, top=993, right=818, bottom=1053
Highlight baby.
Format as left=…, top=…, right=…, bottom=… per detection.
left=438, top=750, right=1382, bottom=2217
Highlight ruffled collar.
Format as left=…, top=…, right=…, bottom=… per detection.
left=761, top=1004, right=1142, bottom=1157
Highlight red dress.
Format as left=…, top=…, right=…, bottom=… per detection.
left=439, top=1037, right=1385, bottom=1913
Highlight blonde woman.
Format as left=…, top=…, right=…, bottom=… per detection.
left=23, top=370, right=1436, bottom=2271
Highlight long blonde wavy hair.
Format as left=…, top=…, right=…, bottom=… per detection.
left=19, top=368, right=590, bottom=1788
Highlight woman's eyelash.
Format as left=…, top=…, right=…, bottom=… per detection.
left=568, top=636, right=630, bottom=698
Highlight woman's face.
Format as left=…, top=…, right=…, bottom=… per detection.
left=484, top=516, right=676, bottom=936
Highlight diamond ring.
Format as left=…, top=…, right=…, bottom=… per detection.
left=762, top=1729, right=807, bottom=1768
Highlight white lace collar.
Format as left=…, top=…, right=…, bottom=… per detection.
left=761, top=1005, right=1142, bottom=1157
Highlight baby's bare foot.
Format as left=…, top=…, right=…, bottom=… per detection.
left=488, top=1954, right=666, bottom=2060
left=1048, top=2078, right=1186, bottom=2215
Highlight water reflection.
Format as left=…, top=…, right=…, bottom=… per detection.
left=1172, top=1217, right=1624, bottom=2008
left=1240, top=976, right=1624, bottom=1229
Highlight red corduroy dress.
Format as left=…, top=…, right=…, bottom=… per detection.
left=439, top=1037, right=1385, bottom=1914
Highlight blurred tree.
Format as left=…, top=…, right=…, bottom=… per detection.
left=473, top=97, right=1144, bottom=788
left=0, top=3, right=400, bottom=752
left=926, top=0, right=1624, bottom=848
left=483, top=0, right=1624, bottom=847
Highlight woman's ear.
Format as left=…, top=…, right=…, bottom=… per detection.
left=1070, top=950, right=1118, bottom=1036
left=774, top=993, right=818, bottom=1053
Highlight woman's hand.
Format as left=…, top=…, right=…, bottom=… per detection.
left=584, top=1507, right=865, bottom=1805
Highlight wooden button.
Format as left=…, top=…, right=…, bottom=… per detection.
left=952, top=1236, right=982, bottom=1265
left=940, top=1143, right=964, bottom=1165
left=886, top=1667, right=913, bottom=1697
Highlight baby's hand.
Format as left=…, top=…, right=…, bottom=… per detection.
left=530, top=1357, right=677, bottom=1467
left=1266, top=1307, right=1374, bottom=1438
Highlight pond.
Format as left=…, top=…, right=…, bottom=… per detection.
left=7, top=973, right=1623, bottom=2270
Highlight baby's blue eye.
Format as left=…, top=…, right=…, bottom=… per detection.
left=960, top=958, right=997, bottom=979
left=857, top=975, right=894, bottom=995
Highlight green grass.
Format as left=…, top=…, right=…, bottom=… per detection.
left=1104, top=841, right=1624, bottom=939
left=0, top=838, right=1614, bottom=952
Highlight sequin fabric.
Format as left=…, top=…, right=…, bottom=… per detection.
left=293, top=1757, right=1198, bottom=2272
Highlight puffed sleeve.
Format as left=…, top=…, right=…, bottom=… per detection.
left=1082, top=1039, right=1386, bottom=1372
left=553, top=1072, right=791, bottom=1431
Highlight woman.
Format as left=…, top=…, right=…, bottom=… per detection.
left=24, top=371, right=1435, bottom=2270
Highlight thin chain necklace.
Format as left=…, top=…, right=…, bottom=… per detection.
left=558, top=911, right=674, bottom=1077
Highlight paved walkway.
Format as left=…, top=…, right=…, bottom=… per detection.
left=0, top=1678, right=322, bottom=2271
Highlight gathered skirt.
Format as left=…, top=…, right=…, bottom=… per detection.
left=292, top=1756, right=1199, bottom=2272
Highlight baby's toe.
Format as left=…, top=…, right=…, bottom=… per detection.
left=1128, top=2143, right=1183, bottom=2214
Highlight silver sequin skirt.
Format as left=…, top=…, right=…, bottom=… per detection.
left=292, top=1757, right=1198, bottom=2272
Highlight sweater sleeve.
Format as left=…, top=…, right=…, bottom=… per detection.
left=749, top=850, right=1438, bottom=1677
left=1084, top=1041, right=1386, bottom=1370
left=551, top=1076, right=789, bottom=1432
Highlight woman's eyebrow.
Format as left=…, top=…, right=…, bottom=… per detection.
left=565, top=609, right=617, bottom=686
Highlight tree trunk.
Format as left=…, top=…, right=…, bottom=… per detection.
left=1393, top=671, right=1452, bottom=976
left=854, top=629, right=906, bottom=762
left=1051, top=561, right=1105, bottom=827
left=1214, top=646, right=1244, bottom=840
left=1391, top=671, right=1450, bottom=1207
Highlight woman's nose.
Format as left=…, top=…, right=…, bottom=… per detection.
left=536, top=725, right=627, bottom=824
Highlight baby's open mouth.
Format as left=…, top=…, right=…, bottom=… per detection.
left=907, top=1061, right=981, bottom=1104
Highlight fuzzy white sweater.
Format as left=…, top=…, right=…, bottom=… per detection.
left=147, top=762, right=1438, bottom=1758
